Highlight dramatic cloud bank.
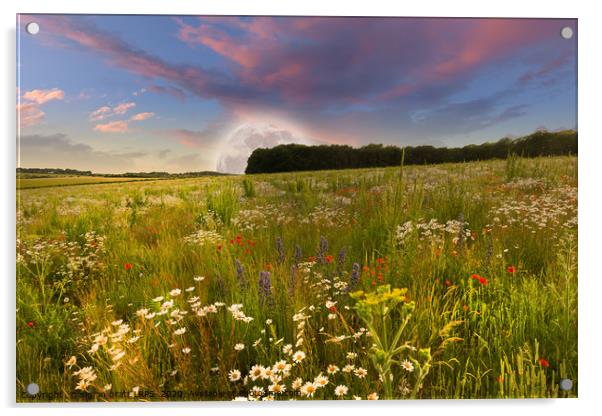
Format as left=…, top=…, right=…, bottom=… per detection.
left=17, top=15, right=577, bottom=172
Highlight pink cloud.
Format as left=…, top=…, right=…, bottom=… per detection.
left=89, top=105, right=112, bottom=121
left=92, top=109, right=154, bottom=132
left=17, top=102, right=45, bottom=127
left=18, top=87, right=66, bottom=127
left=89, top=102, right=136, bottom=121
left=176, top=18, right=259, bottom=69
left=113, top=102, right=136, bottom=115
left=130, top=112, right=154, bottom=121
left=94, top=120, right=129, bottom=133
left=22, top=88, right=65, bottom=104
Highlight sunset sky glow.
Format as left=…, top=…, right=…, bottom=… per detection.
left=17, top=15, right=577, bottom=173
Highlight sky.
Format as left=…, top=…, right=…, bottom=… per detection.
left=17, top=15, right=577, bottom=174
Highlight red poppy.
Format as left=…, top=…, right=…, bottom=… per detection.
left=325, top=255, right=334, bottom=263
left=124, top=263, right=133, bottom=271
left=27, top=321, right=34, bottom=328
left=265, top=263, right=273, bottom=271
left=308, top=256, right=316, bottom=262
left=496, top=376, right=504, bottom=383
left=377, top=272, right=384, bottom=282
left=376, top=257, right=385, bottom=264
left=539, top=358, right=549, bottom=368
left=245, top=248, right=251, bottom=255
left=230, top=239, right=234, bottom=244
left=371, top=280, right=376, bottom=286
left=217, top=245, right=222, bottom=251
left=329, top=306, right=337, bottom=313
left=236, top=235, right=242, bottom=241
left=470, top=274, right=480, bottom=280
left=507, top=265, right=516, bottom=273
left=479, top=277, right=488, bottom=285
left=462, top=305, right=469, bottom=311
left=363, top=266, right=370, bottom=273
left=445, top=279, right=452, bottom=287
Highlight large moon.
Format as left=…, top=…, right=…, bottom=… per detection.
left=216, top=123, right=311, bottom=174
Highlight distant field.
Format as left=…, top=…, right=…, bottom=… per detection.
left=16, top=175, right=157, bottom=189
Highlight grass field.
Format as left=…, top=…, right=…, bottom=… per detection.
left=16, top=156, right=578, bottom=401
left=16, top=175, right=159, bottom=189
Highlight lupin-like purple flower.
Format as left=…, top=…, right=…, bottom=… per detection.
left=337, top=247, right=347, bottom=267
left=289, top=264, right=297, bottom=296
left=317, top=236, right=329, bottom=264
left=258, top=271, right=272, bottom=306
left=235, top=259, right=246, bottom=286
left=276, top=237, right=285, bottom=263
left=348, top=262, right=361, bottom=292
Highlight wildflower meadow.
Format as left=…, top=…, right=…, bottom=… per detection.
left=16, top=155, right=577, bottom=401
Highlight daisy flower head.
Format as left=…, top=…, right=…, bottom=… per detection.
left=367, top=392, right=379, bottom=400
left=334, top=385, right=349, bottom=397
left=250, top=365, right=265, bottom=381
left=292, top=350, right=306, bottom=363
left=292, top=377, right=303, bottom=391
left=249, top=386, right=264, bottom=399
left=300, top=382, right=318, bottom=397
left=273, top=360, right=289, bottom=373
left=401, top=359, right=414, bottom=372
left=314, top=374, right=329, bottom=387
left=262, top=367, right=274, bottom=380
left=342, top=364, right=355, bottom=373
left=234, top=343, right=245, bottom=351
left=327, top=364, right=339, bottom=375
left=268, top=383, right=286, bottom=394
left=354, top=367, right=368, bottom=378
left=228, top=369, right=242, bottom=382
left=75, top=380, right=89, bottom=391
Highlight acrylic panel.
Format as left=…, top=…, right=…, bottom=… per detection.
left=16, top=14, right=577, bottom=402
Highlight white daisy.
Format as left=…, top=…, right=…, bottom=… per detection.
left=401, top=359, right=414, bottom=372
left=228, top=369, right=242, bottom=382
left=292, top=350, right=306, bottom=363
left=334, top=385, right=348, bottom=397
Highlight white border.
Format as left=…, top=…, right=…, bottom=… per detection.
left=2, top=1, right=600, bottom=416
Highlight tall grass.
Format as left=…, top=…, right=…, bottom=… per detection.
left=16, top=156, right=577, bottom=401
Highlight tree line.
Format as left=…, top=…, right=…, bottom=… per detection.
left=16, top=167, right=230, bottom=178
left=245, top=129, right=577, bottom=174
